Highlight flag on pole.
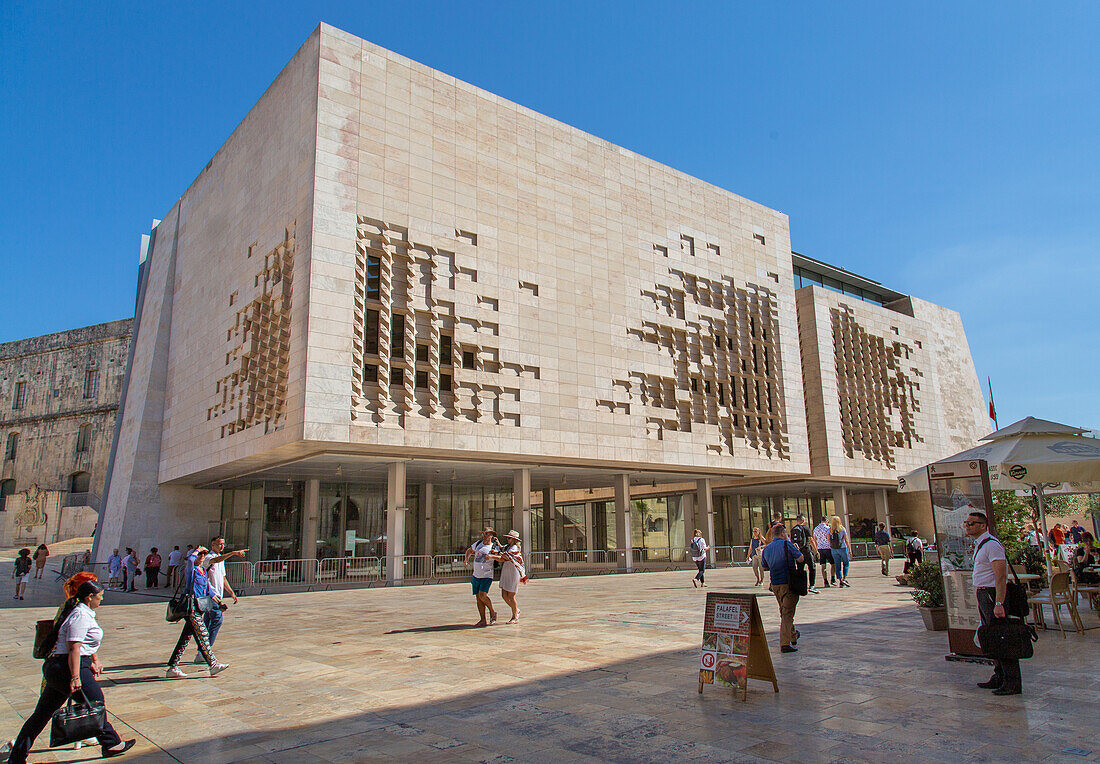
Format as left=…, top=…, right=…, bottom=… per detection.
left=987, top=378, right=997, bottom=427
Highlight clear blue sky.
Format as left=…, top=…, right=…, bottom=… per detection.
left=2, top=2, right=1097, bottom=430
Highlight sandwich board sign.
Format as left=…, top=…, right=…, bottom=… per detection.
left=698, top=592, right=777, bottom=701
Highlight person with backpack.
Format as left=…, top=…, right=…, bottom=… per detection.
left=790, top=515, right=819, bottom=594
left=4, top=580, right=136, bottom=762
left=33, top=544, right=49, bottom=579
left=760, top=524, right=805, bottom=653
left=689, top=529, right=710, bottom=588
left=904, top=535, right=924, bottom=574
left=829, top=516, right=852, bottom=588
left=12, top=548, right=32, bottom=600
left=747, top=528, right=765, bottom=586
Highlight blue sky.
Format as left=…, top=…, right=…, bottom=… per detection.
left=2, top=2, right=1097, bottom=429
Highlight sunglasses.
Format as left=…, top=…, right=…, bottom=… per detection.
left=962, top=520, right=985, bottom=527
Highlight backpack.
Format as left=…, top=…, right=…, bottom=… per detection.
left=907, top=537, right=923, bottom=553
left=690, top=537, right=704, bottom=556
left=830, top=530, right=842, bottom=549
left=14, top=557, right=32, bottom=576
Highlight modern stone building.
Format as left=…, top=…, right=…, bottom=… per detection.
left=95, top=24, right=988, bottom=574
left=0, top=319, right=132, bottom=546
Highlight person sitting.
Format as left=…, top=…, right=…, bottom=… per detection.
left=1072, top=532, right=1098, bottom=585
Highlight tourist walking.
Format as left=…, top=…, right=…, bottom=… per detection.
left=904, top=535, right=924, bottom=574
left=875, top=523, right=893, bottom=576
left=748, top=528, right=765, bottom=585
left=192, top=537, right=246, bottom=660
left=165, top=545, right=182, bottom=588
left=4, top=580, right=135, bottom=762
left=12, top=549, right=32, bottom=600
left=964, top=510, right=1022, bottom=696
left=107, top=549, right=122, bottom=590
left=813, top=518, right=834, bottom=587
left=165, top=547, right=228, bottom=678
left=790, top=515, right=819, bottom=593
left=690, top=528, right=710, bottom=588
left=498, top=530, right=525, bottom=623
left=829, top=516, right=851, bottom=587
left=464, top=528, right=499, bottom=626
left=760, top=524, right=804, bottom=653
left=144, top=548, right=162, bottom=588
left=33, top=544, right=49, bottom=579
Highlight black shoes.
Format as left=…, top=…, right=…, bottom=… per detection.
left=781, top=645, right=798, bottom=653
left=977, top=678, right=1002, bottom=689
left=992, top=686, right=1022, bottom=696
left=103, top=739, right=136, bottom=757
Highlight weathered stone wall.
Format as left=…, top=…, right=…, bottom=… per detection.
left=0, top=319, right=131, bottom=517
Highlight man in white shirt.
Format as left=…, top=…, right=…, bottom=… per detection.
left=194, top=536, right=247, bottom=660
left=464, top=528, right=500, bottom=626
left=964, top=511, right=1021, bottom=696
left=106, top=549, right=122, bottom=590
left=165, top=546, right=182, bottom=588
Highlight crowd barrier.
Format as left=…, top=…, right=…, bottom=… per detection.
left=123, top=540, right=908, bottom=597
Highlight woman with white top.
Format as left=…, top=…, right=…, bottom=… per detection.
left=829, top=516, right=853, bottom=588
left=690, top=529, right=710, bottom=588
left=498, top=530, right=525, bottom=624
left=5, top=580, right=135, bottom=762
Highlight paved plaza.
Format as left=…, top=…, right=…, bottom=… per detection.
left=2, top=560, right=1097, bottom=763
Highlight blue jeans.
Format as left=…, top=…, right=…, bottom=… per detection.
left=832, top=547, right=850, bottom=579
left=203, top=605, right=224, bottom=645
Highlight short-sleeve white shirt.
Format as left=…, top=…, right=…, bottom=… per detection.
left=168, top=549, right=181, bottom=566
left=972, top=531, right=1006, bottom=588
left=54, top=603, right=102, bottom=656
left=470, top=540, right=495, bottom=579
left=205, top=558, right=226, bottom=598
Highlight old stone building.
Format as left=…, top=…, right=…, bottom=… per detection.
left=0, top=318, right=132, bottom=546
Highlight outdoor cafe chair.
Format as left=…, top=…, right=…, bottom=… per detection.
left=1068, top=566, right=1100, bottom=611
left=1028, top=572, right=1084, bottom=637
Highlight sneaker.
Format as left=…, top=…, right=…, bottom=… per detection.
left=780, top=645, right=798, bottom=653
left=808, top=587, right=819, bottom=594
left=840, top=580, right=851, bottom=588
left=209, top=662, right=229, bottom=677
left=166, top=666, right=188, bottom=679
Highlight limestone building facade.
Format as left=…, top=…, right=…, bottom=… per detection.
left=95, top=24, right=987, bottom=570
left=0, top=319, right=131, bottom=546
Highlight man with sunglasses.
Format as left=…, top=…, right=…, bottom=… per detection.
left=964, top=511, right=1021, bottom=696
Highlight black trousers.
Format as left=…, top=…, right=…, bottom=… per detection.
left=146, top=566, right=160, bottom=588
left=694, top=558, right=706, bottom=583
left=9, top=655, right=122, bottom=763
left=800, top=548, right=816, bottom=588
left=977, top=588, right=1022, bottom=691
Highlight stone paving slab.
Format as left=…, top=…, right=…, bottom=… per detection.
left=2, top=560, right=1098, bottom=763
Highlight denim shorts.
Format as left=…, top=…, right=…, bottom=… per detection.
left=471, top=575, right=493, bottom=595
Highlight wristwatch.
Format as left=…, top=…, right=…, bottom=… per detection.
left=995, top=600, right=1004, bottom=606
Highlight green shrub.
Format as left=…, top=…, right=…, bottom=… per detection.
left=909, top=560, right=945, bottom=608
left=1009, top=545, right=1047, bottom=587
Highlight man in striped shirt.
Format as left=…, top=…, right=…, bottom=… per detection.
left=813, top=520, right=834, bottom=587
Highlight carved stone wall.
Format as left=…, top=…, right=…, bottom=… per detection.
left=212, top=223, right=295, bottom=437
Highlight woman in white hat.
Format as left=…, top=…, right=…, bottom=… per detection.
left=499, top=530, right=525, bottom=624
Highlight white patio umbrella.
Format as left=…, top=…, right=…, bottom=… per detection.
left=897, top=417, right=1100, bottom=574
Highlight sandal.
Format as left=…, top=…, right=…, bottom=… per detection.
left=507, top=617, right=518, bottom=624
left=489, top=613, right=497, bottom=625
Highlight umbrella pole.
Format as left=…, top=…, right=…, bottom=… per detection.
left=1035, top=484, right=1054, bottom=578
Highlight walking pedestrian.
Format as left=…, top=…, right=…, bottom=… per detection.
left=791, top=515, right=819, bottom=593
left=165, top=546, right=182, bottom=587
left=165, top=547, right=228, bottom=678
left=4, top=580, right=136, bottom=762
left=964, top=511, right=1023, bottom=696
left=107, top=549, right=122, bottom=590
left=191, top=537, right=246, bottom=661
left=904, top=535, right=924, bottom=574
left=144, top=548, right=162, bottom=588
left=829, top=516, right=852, bottom=587
left=464, top=528, right=499, bottom=626
left=12, top=549, right=32, bottom=600
left=748, top=529, right=765, bottom=586
left=760, top=524, right=804, bottom=653
left=32, top=544, right=49, bottom=579
left=875, top=523, right=893, bottom=576
left=689, top=528, right=710, bottom=588
left=813, top=518, right=834, bottom=587
left=498, top=530, right=526, bottom=623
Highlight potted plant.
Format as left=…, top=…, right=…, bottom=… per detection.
left=908, top=560, right=947, bottom=631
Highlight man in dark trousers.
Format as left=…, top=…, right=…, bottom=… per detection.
left=790, top=515, right=818, bottom=594
left=760, top=524, right=805, bottom=653
left=964, top=510, right=1022, bottom=696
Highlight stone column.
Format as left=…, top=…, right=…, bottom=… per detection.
left=584, top=501, right=594, bottom=559
left=512, top=468, right=532, bottom=560
left=421, top=482, right=434, bottom=557
left=386, top=462, right=407, bottom=585
left=614, top=474, right=632, bottom=572
left=696, top=479, right=717, bottom=565
left=542, top=486, right=555, bottom=552
left=874, top=488, right=891, bottom=536
left=301, top=479, right=320, bottom=583
left=682, top=492, right=695, bottom=556
left=832, top=486, right=850, bottom=532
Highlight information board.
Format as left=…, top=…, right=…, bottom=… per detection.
left=698, top=592, right=777, bottom=701
left=926, top=460, right=994, bottom=657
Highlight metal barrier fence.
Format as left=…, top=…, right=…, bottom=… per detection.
left=254, top=558, right=319, bottom=592
left=431, top=554, right=472, bottom=579
left=318, top=556, right=382, bottom=586
left=399, top=555, right=433, bottom=581
left=224, top=561, right=255, bottom=592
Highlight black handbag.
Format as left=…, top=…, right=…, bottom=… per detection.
left=166, top=575, right=188, bottom=623
left=977, top=617, right=1037, bottom=660
left=787, top=544, right=808, bottom=596
left=33, top=618, right=58, bottom=659
left=192, top=595, right=216, bottom=613
left=49, top=691, right=106, bottom=747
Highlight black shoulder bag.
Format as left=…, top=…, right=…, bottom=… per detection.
left=975, top=536, right=1037, bottom=660
left=976, top=537, right=1029, bottom=617
left=166, top=569, right=189, bottom=623
left=787, top=543, right=808, bottom=596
